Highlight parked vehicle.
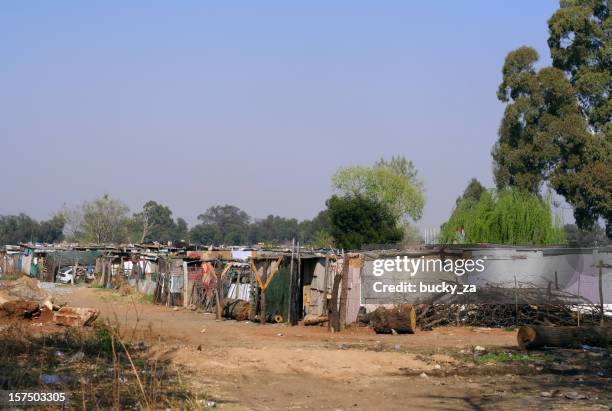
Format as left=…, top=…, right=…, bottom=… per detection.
left=56, top=267, right=76, bottom=284
left=56, top=265, right=95, bottom=284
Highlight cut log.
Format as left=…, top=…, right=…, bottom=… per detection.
left=303, top=314, right=328, bottom=326
left=368, top=305, right=416, bottom=334
left=517, top=325, right=612, bottom=349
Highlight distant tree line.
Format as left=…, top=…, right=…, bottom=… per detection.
left=0, top=214, right=65, bottom=245
left=0, top=155, right=427, bottom=250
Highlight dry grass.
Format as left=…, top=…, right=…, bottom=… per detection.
left=0, top=321, right=207, bottom=410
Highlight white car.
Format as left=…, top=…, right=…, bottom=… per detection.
left=56, top=267, right=76, bottom=284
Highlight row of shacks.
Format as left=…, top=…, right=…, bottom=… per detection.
left=1, top=243, right=611, bottom=326
left=0, top=242, right=364, bottom=325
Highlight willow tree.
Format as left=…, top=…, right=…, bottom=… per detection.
left=440, top=188, right=566, bottom=246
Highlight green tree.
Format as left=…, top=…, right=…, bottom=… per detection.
left=326, top=195, right=403, bottom=250
left=189, top=224, right=222, bottom=245
left=0, top=214, right=39, bottom=245
left=248, top=215, right=299, bottom=244
left=563, top=223, right=610, bottom=246
left=548, top=0, right=611, bottom=135
left=332, top=156, right=425, bottom=223
left=298, top=210, right=332, bottom=244
left=493, top=47, right=585, bottom=193
left=457, top=178, right=486, bottom=205
left=197, top=205, right=250, bottom=245
left=80, top=195, right=130, bottom=243
left=175, top=217, right=189, bottom=241
left=132, top=200, right=186, bottom=243
left=441, top=188, right=566, bottom=245
left=37, top=214, right=65, bottom=243
left=0, top=213, right=65, bottom=245
left=309, top=229, right=335, bottom=248
left=494, top=1, right=611, bottom=237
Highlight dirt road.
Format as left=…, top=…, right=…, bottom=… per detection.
left=59, top=286, right=610, bottom=410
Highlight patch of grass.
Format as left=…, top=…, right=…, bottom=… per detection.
left=477, top=351, right=552, bottom=364
left=1, top=272, right=25, bottom=281
left=503, top=327, right=515, bottom=332
left=132, top=358, right=146, bottom=368
left=140, top=294, right=154, bottom=304
left=92, top=325, right=114, bottom=355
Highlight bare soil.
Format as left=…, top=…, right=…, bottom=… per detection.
left=52, top=286, right=612, bottom=410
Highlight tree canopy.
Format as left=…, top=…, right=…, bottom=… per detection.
left=493, top=0, right=611, bottom=237
left=0, top=213, right=65, bottom=245
left=326, top=195, right=403, bottom=250
left=79, top=195, right=131, bottom=243
left=441, top=188, right=566, bottom=245
left=332, top=156, right=425, bottom=223
left=132, top=201, right=188, bottom=243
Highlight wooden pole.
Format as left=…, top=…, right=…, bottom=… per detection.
left=215, top=262, right=223, bottom=320
left=71, top=259, right=78, bottom=285
left=56, top=254, right=62, bottom=283
left=577, top=273, right=581, bottom=326
left=329, top=272, right=342, bottom=332
left=322, top=255, right=330, bottom=315
left=297, top=243, right=301, bottom=321
left=288, top=239, right=295, bottom=324
left=249, top=261, right=258, bottom=322
left=514, top=275, right=518, bottom=326
left=339, top=253, right=349, bottom=331
left=595, top=261, right=610, bottom=326
left=259, top=260, right=269, bottom=324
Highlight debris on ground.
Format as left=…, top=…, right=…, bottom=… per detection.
left=53, top=306, right=99, bottom=327
left=0, top=276, right=54, bottom=309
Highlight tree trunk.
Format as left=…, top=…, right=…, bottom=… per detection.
left=517, top=325, right=612, bottom=349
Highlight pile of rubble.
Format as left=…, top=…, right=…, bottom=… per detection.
left=0, top=276, right=98, bottom=327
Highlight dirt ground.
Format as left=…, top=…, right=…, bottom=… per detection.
left=53, top=286, right=611, bottom=410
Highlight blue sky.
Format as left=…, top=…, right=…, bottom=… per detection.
left=0, top=1, right=560, bottom=230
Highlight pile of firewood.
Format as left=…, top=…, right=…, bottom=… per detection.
left=415, top=303, right=606, bottom=330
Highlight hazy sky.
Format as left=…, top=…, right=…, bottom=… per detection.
left=0, top=1, right=560, bottom=231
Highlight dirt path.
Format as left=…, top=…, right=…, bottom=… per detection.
left=58, top=286, right=609, bottom=410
